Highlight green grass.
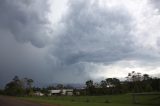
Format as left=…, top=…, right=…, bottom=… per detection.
left=19, top=94, right=160, bottom=106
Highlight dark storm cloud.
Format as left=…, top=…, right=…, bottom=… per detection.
left=48, top=0, right=160, bottom=80
left=51, top=0, right=135, bottom=65
left=0, top=0, right=52, bottom=88
left=1, top=0, right=160, bottom=88
left=44, top=0, right=138, bottom=82
left=0, top=0, right=51, bottom=48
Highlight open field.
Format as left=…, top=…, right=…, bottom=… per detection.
left=19, top=94, right=160, bottom=106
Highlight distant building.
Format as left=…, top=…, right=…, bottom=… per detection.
left=49, top=89, right=73, bottom=96
left=34, top=91, right=44, bottom=96
left=50, top=90, right=61, bottom=95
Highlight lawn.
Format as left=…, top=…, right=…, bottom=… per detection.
left=19, top=94, right=160, bottom=106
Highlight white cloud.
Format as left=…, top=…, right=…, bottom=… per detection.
left=91, top=60, right=160, bottom=79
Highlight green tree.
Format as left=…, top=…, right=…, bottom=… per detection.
left=24, top=78, right=34, bottom=96
left=85, top=80, right=95, bottom=95
left=56, top=84, right=64, bottom=89
left=100, top=80, right=107, bottom=88
left=5, top=76, right=25, bottom=96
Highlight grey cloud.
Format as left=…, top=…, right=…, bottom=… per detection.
left=51, top=0, right=135, bottom=65
left=1, top=0, right=160, bottom=88
left=0, top=0, right=51, bottom=48
left=151, top=0, right=160, bottom=10
left=48, top=0, right=160, bottom=81
left=0, top=33, right=53, bottom=88
left=45, top=0, right=138, bottom=82
left=0, top=0, right=53, bottom=88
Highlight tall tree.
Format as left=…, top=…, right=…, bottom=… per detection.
left=85, top=80, right=95, bottom=95
left=100, top=80, right=107, bottom=88
left=5, top=76, right=25, bottom=96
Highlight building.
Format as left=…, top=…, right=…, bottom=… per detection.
left=49, top=89, right=73, bottom=96
left=50, top=90, right=61, bottom=96
left=62, top=89, right=73, bottom=96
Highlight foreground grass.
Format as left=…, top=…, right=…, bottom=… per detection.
left=19, top=94, right=160, bottom=106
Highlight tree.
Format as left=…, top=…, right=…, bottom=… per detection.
left=143, top=74, right=150, bottom=80
left=4, top=76, right=34, bottom=96
left=24, top=78, right=34, bottom=96
left=100, top=80, right=107, bottom=88
left=105, top=78, right=121, bottom=94
left=125, top=71, right=154, bottom=93
left=100, top=80, right=108, bottom=94
left=27, top=79, right=34, bottom=89
left=85, top=80, right=95, bottom=95
left=106, top=78, right=120, bottom=87
left=56, top=84, right=64, bottom=89
left=5, top=76, right=25, bottom=96
left=151, top=78, right=160, bottom=91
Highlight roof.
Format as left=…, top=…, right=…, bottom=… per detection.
left=50, top=89, right=73, bottom=94
left=50, top=90, right=61, bottom=93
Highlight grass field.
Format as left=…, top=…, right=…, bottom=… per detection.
left=19, top=94, right=160, bottom=106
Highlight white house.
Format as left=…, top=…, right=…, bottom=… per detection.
left=49, top=89, right=73, bottom=96
left=50, top=90, right=61, bottom=95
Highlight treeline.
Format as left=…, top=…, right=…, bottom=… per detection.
left=1, top=76, right=34, bottom=96
left=84, top=71, right=160, bottom=95
left=0, top=71, right=160, bottom=96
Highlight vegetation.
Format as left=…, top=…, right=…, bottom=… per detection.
left=4, top=76, right=34, bottom=96
left=1, top=71, right=160, bottom=106
left=19, top=94, right=160, bottom=106
left=85, top=71, right=160, bottom=95
left=1, top=71, right=160, bottom=97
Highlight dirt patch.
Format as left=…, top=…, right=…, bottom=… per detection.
left=0, top=96, right=61, bottom=106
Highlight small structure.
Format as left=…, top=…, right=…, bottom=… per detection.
left=50, top=90, right=62, bottom=96
left=34, top=91, right=44, bottom=96
left=49, top=89, right=73, bottom=96
left=62, top=89, right=73, bottom=96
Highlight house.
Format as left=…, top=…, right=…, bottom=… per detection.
left=50, top=90, right=62, bottom=96
left=49, top=89, right=73, bottom=96
left=34, top=91, right=44, bottom=96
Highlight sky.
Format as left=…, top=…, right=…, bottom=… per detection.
left=0, top=0, right=160, bottom=88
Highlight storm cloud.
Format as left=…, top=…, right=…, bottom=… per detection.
left=0, top=0, right=51, bottom=48
left=52, top=0, right=135, bottom=65
left=0, top=0, right=160, bottom=88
